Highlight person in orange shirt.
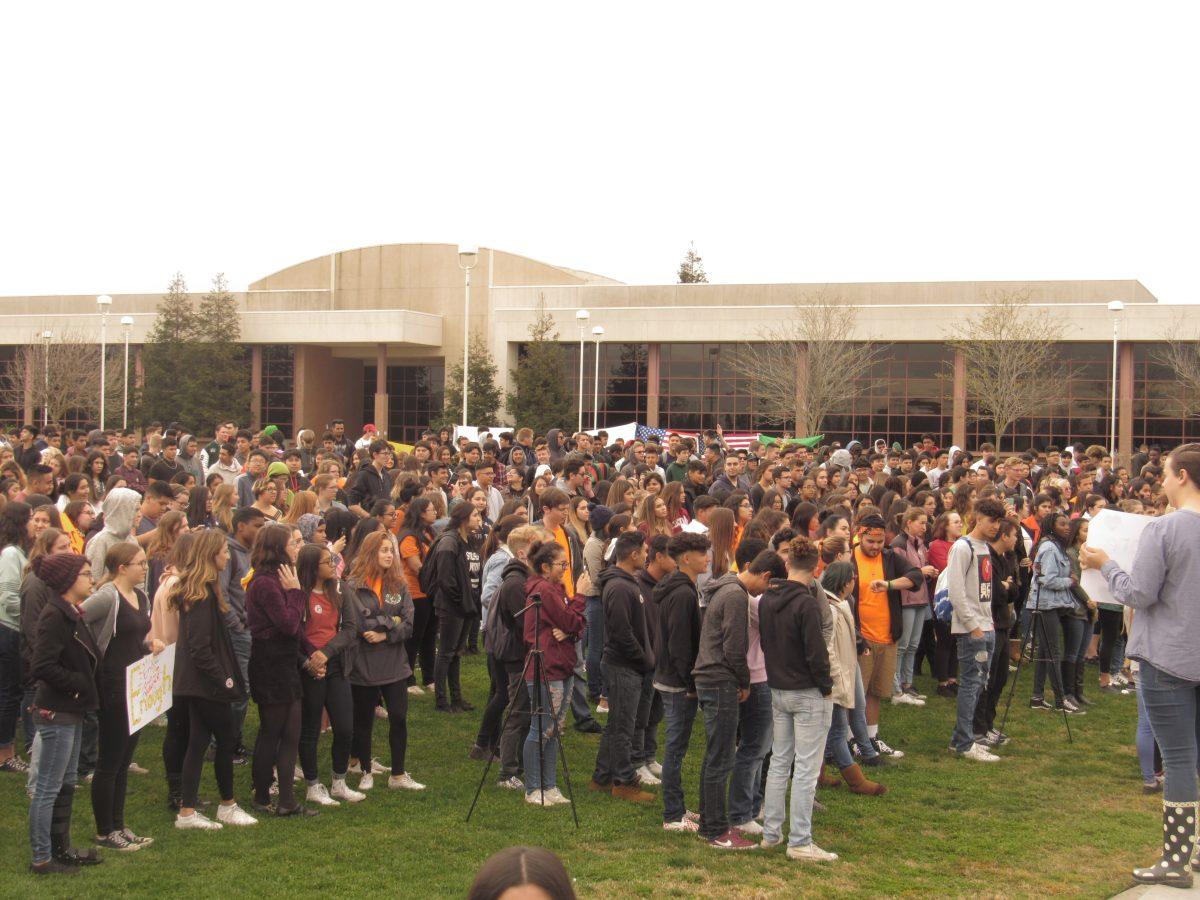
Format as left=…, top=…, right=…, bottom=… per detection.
left=851, top=514, right=922, bottom=760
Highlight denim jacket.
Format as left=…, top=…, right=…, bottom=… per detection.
left=1029, top=540, right=1074, bottom=611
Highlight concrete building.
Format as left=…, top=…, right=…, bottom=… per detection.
left=0, top=242, right=1192, bottom=457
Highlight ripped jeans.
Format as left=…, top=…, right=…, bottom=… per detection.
left=951, top=630, right=995, bottom=752
left=523, top=677, right=572, bottom=792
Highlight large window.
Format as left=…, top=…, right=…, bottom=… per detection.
left=260, top=345, right=294, bottom=439
left=659, top=342, right=763, bottom=432
left=1130, top=343, right=1200, bottom=447
left=362, top=362, right=445, bottom=444
left=534, top=342, right=649, bottom=428
left=0, top=346, right=23, bottom=429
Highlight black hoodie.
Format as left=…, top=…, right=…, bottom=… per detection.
left=490, top=557, right=531, bottom=663
left=652, top=569, right=701, bottom=693
left=600, top=566, right=654, bottom=674
left=759, top=578, right=832, bottom=695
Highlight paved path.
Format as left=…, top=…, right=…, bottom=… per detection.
left=1112, top=880, right=1200, bottom=898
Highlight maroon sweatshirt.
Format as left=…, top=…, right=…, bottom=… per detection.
left=522, top=573, right=585, bottom=682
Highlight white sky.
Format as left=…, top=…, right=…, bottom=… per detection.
left=2, top=2, right=1197, bottom=302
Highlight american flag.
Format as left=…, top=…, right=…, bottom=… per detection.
left=634, top=424, right=760, bottom=451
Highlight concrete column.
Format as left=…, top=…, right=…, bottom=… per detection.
left=1118, top=341, right=1134, bottom=465
left=373, top=343, right=389, bottom=435
left=250, top=346, right=263, bottom=431
left=646, top=343, right=661, bottom=427
left=23, top=351, right=35, bottom=425
left=952, top=348, right=967, bottom=449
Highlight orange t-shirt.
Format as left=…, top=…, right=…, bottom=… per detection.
left=553, top=526, right=575, bottom=597
left=855, top=547, right=891, bottom=645
left=399, top=534, right=426, bottom=599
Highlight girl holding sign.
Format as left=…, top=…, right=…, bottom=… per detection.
left=1082, top=443, right=1200, bottom=888
left=80, top=543, right=162, bottom=852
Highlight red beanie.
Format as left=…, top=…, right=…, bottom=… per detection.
left=32, top=552, right=88, bottom=595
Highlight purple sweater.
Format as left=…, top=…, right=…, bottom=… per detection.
left=245, top=571, right=310, bottom=654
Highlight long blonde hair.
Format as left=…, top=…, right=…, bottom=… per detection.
left=283, top=490, right=317, bottom=523
left=167, top=528, right=227, bottom=613
left=211, top=483, right=236, bottom=532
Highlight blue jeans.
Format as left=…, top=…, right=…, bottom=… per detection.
left=631, top=675, right=658, bottom=767
left=593, top=664, right=643, bottom=787
left=728, top=682, right=772, bottom=824
left=523, top=678, right=571, bottom=792
left=28, top=717, right=82, bottom=865
left=660, top=690, right=698, bottom=823
left=697, top=682, right=740, bottom=840
left=585, top=598, right=605, bottom=701
left=951, top=630, right=994, bottom=751
left=894, top=605, right=928, bottom=693
left=1136, top=688, right=1159, bottom=785
left=0, top=626, right=21, bottom=749
left=229, top=629, right=252, bottom=746
left=826, top=665, right=879, bottom=766
left=1138, top=661, right=1200, bottom=803
left=763, top=688, right=833, bottom=848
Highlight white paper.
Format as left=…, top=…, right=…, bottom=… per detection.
left=125, top=643, right=175, bottom=734
left=1080, top=509, right=1152, bottom=606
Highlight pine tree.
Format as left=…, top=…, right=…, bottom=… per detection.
left=436, top=334, right=504, bottom=427
left=138, top=272, right=203, bottom=426
left=506, top=297, right=574, bottom=435
left=193, top=273, right=251, bottom=431
left=678, top=242, right=709, bottom=283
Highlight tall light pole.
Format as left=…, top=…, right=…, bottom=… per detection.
left=575, top=309, right=590, bottom=433
left=97, top=295, right=112, bottom=429
left=40, top=330, right=52, bottom=427
left=120, top=315, right=134, bottom=429
left=1108, top=300, right=1124, bottom=461
left=591, top=324, right=605, bottom=431
left=457, top=246, right=479, bottom=428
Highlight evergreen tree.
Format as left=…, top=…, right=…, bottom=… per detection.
left=506, top=298, right=574, bottom=435
left=138, top=272, right=203, bottom=426
left=435, top=334, right=504, bottom=427
left=678, top=241, right=709, bottom=283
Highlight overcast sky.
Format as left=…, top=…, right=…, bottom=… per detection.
left=2, top=3, right=1196, bottom=302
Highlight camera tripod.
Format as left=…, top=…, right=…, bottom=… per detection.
left=998, top=568, right=1075, bottom=743
left=465, top=595, right=580, bottom=827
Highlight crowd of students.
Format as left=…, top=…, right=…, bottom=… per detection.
left=0, top=417, right=1193, bottom=879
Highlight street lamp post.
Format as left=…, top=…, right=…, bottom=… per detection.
left=457, top=246, right=479, bottom=428
left=121, top=315, right=134, bottom=429
left=97, top=295, right=112, bottom=429
left=575, top=309, right=590, bottom=433
left=40, top=330, right=52, bottom=427
left=591, top=325, right=605, bottom=431
left=1108, top=300, right=1124, bottom=462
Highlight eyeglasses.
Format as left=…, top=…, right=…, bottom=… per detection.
left=554, top=561, right=569, bottom=570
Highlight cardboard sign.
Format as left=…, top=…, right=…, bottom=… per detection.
left=1080, top=509, right=1153, bottom=606
left=126, top=643, right=175, bottom=734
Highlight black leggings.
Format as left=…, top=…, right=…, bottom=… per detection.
left=1031, top=607, right=1069, bottom=700
left=933, top=619, right=959, bottom=682
left=405, top=598, right=437, bottom=687
left=434, top=612, right=469, bottom=703
left=181, top=697, right=236, bottom=808
left=92, top=693, right=141, bottom=835
left=1097, top=608, right=1124, bottom=673
left=299, top=670, right=353, bottom=782
left=162, top=696, right=190, bottom=778
left=253, top=700, right=301, bottom=808
left=475, top=653, right=511, bottom=751
left=351, top=682, right=408, bottom=775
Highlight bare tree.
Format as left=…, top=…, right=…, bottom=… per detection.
left=946, top=289, right=1072, bottom=449
left=0, top=327, right=123, bottom=425
left=730, top=289, right=883, bottom=437
left=1152, top=314, right=1200, bottom=419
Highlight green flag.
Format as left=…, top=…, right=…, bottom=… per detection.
left=757, top=433, right=824, bottom=449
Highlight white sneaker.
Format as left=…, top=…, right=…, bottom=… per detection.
left=647, top=760, right=663, bottom=777
left=596, top=698, right=609, bottom=714
left=293, top=765, right=304, bottom=782
left=127, top=761, right=149, bottom=775
left=891, top=692, right=925, bottom=707
left=330, top=778, right=366, bottom=803
left=359, top=773, right=374, bottom=791
left=348, top=757, right=389, bottom=775
left=787, top=842, right=838, bottom=862
left=956, top=742, right=1001, bottom=763
left=526, top=790, right=554, bottom=806
left=388, top=772, right=425, bottom=791
left=663, top=818, right=700, bottom=832
left=374, top=705, right=389, bottom=719
left=306, top=783, right=341, bottom=807
left=542, top=787, right=570, bottom=805
left=636, top=765, right=661, bottom=786
left=408, top=684, right=425, bottom=695
left=496, top=776, right=525, bottom=791
left=216, top=802, right=258, bottom=826
left=176, top=811, right=222, bottom=831
left=734, top=819, right=764, bottom=835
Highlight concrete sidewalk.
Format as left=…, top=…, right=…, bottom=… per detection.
left=1113, top=881, right=1200, bottom=898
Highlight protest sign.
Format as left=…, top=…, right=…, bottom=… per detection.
left=1080, top=509, right=1152, bottom=606
left=126, top=643, right=175, bottom=734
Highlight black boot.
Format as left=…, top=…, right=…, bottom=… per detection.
left=1073, top=661, right=1091, bottom=706
left=166, top=773, right=182, bottom=811
left=50, top=785, right=101, bottom=867
left=1133, top=801, right=1196, bottom=887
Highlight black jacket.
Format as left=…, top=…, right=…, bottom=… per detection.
left=32, top=593, right=100, bottom=715
left=174, top=586, right=246, bottom=702
left=20, top=573, right=56, bottom=688
left=637, top=568, right=664, bottom=652
left=989, top=547, right=1019, bottom=630
left=491, top=557, right=531, bottom=664
left=852, top=547, right=923, bottom=643
left=426, top=530, right=478, bottom=617
left=346, top=465, right=389, bottom=510
left=600, top=566, right=654, bottom=674
left=759, top=579, right=832, bottom=695
left=652, top=570, right=701, bottom=693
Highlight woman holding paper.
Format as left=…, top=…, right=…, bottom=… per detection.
left=1081, top=443, right=1200, bottom=888
left=80, top=543, right=162, bottom=852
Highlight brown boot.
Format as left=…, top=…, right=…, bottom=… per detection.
left=840, top=763, right=887, bottom=796
left=611, top=783, right=655, bottom=805
left=817, top=764, right=842, bottom=788
left=588, top=779, right=612, bottom=794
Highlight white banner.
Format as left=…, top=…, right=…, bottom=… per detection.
left=1080, top=509, right=1152, bottom=606
left=586, top=422, right=638, bottom=442
left=126, top=643, right=175, bottom=734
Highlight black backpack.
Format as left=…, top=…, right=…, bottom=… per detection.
left=418, top=531, right=451, bottom=597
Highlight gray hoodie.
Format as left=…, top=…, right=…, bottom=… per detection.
left=946, top=535, right=995, bottom=635
left=86, top=488, right=141, bottom=575
left=177, top=433, right=204, bottom=482
left=692, top=572, right=750, bottom=690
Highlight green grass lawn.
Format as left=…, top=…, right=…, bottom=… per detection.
left=0, top=657, right=1160, bottom=899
